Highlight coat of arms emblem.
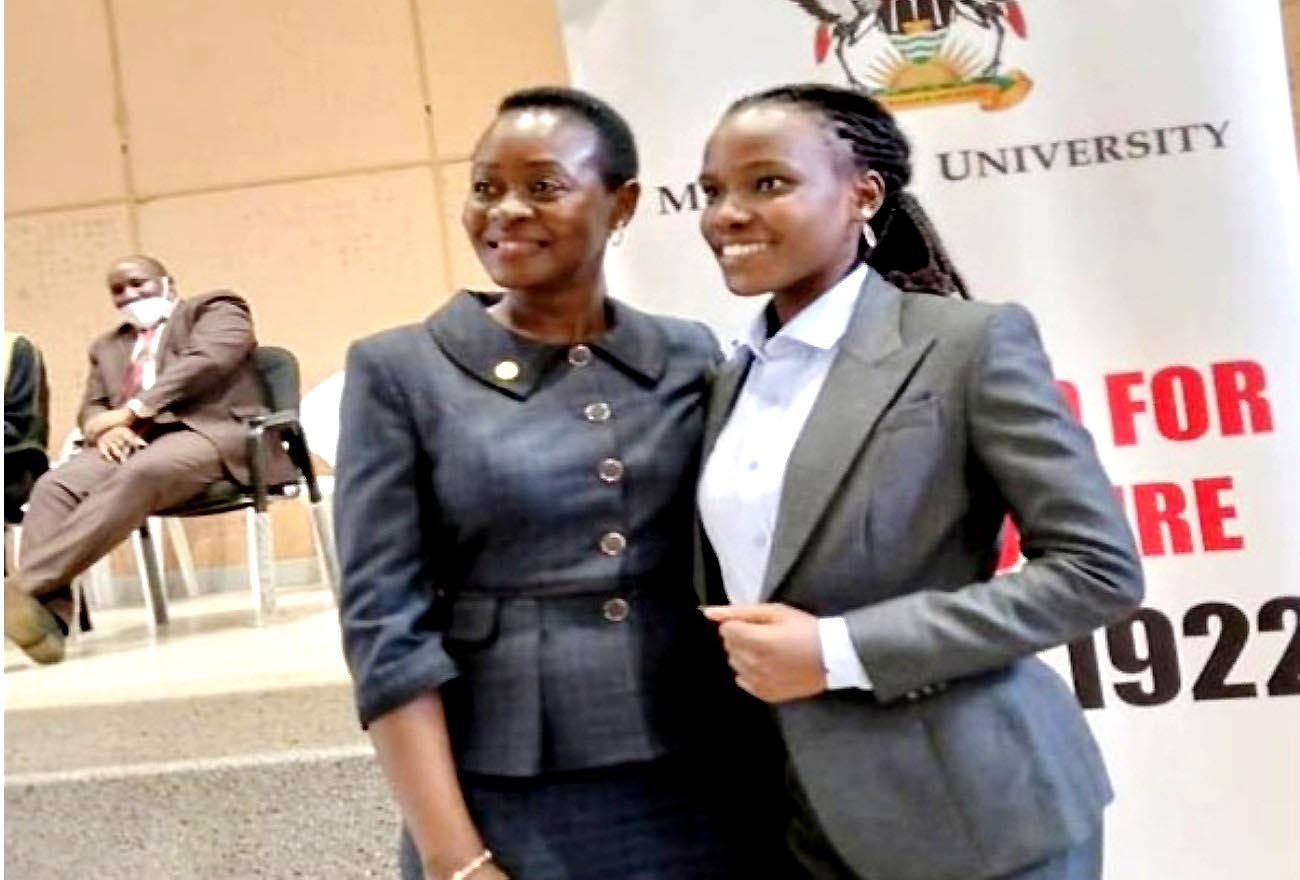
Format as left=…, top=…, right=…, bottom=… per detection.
left=790, top=0, right=1032, bottom=111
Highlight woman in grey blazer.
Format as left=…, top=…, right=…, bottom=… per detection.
left=695, top=84, right=1144, bottom=880
left=335, top=88, right=756, bottom=880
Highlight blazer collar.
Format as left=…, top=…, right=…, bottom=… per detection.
left=696, top=345, right=754, bottom=606
left=702, top=345, right=753, bottom=465
left=428, top=291, right=667, bottom=400
left=761, top=271, right=936, bottom=598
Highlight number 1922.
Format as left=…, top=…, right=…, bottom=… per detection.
left=1067, top=596, right=1300, bottom=708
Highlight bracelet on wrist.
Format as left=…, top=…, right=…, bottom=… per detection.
left=450, top=849, right=493, bottom=880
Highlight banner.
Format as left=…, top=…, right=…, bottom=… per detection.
left=559, top=2, right=1300, bottom=877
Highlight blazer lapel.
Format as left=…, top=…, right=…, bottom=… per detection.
left=701, top=346, right=754, bottom=463
left=152, top=300, right=190, bottom=376
left=694, top=347, right=754, bottom=604
left=98, top=331, right=134, bottom=403
left=761, top=275, right=934, bottom=599
left=152, top=320, right=174, bottom=374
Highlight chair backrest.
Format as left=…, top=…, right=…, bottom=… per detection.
left=254, top=346, right=301, bottom=414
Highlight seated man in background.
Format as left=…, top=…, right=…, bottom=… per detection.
left=5, top=331, right=50, bottom=528
left=4, top=255, right=282, bottom=664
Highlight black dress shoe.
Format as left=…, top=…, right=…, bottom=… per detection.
left=4, top=575, right=66, bottom=664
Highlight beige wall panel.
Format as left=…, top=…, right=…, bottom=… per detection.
left=4, top=0, right=126, bottom=212
left=113, top=0, right=428, bottom=196
left=2, top=205, right=313, bottom=570
left=438, top=161, right=496, bottom=292
left=137, top=167, right=448, bottom=398
left=4, top=205, right=134, bottom=444
left=419, top=0, right=569, bottom=161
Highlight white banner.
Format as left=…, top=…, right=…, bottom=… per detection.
left=560, top=1, right=1300, bottom=877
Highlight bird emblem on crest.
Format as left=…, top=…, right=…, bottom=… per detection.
left=789, top=0, right=1033, bottom=111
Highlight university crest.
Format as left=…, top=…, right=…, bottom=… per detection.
left=790, top=0, right=1033, bottom=111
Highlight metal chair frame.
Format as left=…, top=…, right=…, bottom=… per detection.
left=132, top=347, right=339, bottom=627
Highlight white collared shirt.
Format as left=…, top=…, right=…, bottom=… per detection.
left=699, top=264, right=872, bottom=690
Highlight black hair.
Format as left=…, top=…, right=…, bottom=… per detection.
left=726, top=83, right=970, bottom=298
left=497, top=86, right=639, bottom=191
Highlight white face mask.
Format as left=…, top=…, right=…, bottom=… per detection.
left=120, top=292, right=175, bottom=329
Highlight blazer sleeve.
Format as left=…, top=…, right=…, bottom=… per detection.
left=845, top=303, right=1144, bottom=702
left=5, top=336, right=49, bottom=453
left=134, top=293, right=256, bottom=415
left=335, top=339, right=459, bottom=727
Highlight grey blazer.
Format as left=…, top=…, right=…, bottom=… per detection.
left=697, top=272, right=1144, bottom=880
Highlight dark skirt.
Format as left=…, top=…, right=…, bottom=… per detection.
left=399, top=756, right=747, bottom=880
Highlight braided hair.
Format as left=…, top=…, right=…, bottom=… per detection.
left=726, top=84, right=970, bottom=299
left=498, top=86, right=639, bottom=192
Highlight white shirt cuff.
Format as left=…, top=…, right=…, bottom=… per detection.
left=126, top=397, right=156, bottom=419
left=818, top=616, right=872, bottom=691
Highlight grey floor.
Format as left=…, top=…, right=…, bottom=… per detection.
left=5, top=589, right=403, bottom=879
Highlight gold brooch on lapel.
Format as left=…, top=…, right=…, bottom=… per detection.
left=493, top=359, right=521, bottom=382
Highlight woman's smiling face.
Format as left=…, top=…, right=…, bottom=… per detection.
left=464, top=108, right=626, bottom=296
left=698, top=104, right=869, bottom=308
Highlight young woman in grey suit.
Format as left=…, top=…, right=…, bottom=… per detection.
left=696, top=84, right=1145, bottom=880
left=335, top=88, right=756, bottom=879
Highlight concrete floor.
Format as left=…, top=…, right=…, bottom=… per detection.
left=4, top=586, right=402, bottom=879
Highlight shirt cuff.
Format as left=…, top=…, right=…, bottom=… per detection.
left=818, top=616, right=873, bottom=691
left=126, top=397, right=157, bottom=419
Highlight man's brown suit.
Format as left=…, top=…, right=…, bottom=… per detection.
left=17, top=291, right=286, bottom=601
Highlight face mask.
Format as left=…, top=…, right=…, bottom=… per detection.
left=120, top=292, right=175, bottom=329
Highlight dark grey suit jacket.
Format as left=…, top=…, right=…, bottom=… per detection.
left=337, top=292, right=731, bottom=777
left=698, top=272, right=1144, bottom=880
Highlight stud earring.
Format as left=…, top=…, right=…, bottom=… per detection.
left=610, top=226, right=625, bottom=247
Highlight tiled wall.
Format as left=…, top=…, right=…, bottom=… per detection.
left=4, top=0, right=567, bottom=570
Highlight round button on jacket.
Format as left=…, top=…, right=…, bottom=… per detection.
left=584, top=402, right=612, bottom=423
left=602, top=597, right=630, bottom=622
left=599, top=531, right=627, bottom=556
left=597, top=458, right=624, bottom=483
left=568, top=344, right=593, bottom=367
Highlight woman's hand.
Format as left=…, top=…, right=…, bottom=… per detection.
left=703, top=603, right=827, bottom=703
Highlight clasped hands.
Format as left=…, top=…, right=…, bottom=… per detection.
left=702, top=603, right=827, bottom=703
left=84, top=407, right=146, bottom=463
